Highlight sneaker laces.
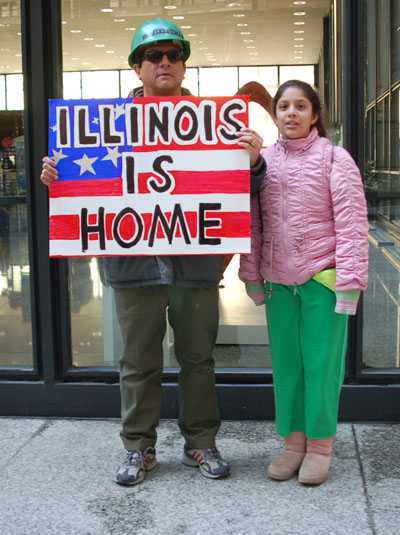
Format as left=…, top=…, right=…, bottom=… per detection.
left=204, top=447, right=221, bottom=460
left=125, top=450, right=144, bottom=466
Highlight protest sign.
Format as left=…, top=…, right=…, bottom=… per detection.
left=48, top=95, right=251, bottom=257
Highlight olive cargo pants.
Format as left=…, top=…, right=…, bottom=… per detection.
left=114, top=285, right=221, bottom=451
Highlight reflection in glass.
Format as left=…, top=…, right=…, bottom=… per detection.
left=69, top=258, right=105, bottom=367
left=366, top=0, right=377, bottom=105
left=377, top=0, right=390, bottom=96
left=392, top=0, right=400, bottom=84
left=0, top=1, right=33, bottom=367
left=376, top=99, right=385, bottom=169
left=363, top=4, right=400, bottom=371
left=363, top=237, right=400, bottom=369
left=391, top=91, right=399, bottom=172
left=0, top=12, right=33, bottom=366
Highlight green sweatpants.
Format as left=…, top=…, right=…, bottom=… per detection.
left=114, top=285, right=221, bottom=451
left=265, top=278, right=348, bottom=439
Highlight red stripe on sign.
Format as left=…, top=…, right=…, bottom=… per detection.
left=138, top=170, right=249, bottom=194
left=106, top=213, right=116, bottom=240
left=142, top=213, right=152, bottom=241
left=136, top=140, right=247, bottom=152
left=185, top=211, right=198, bottom=238
left=49, top=178, right=123, bottom=198
left=173, top=170, right=249, bottom=194
left=205, top=211, right=250, bottom=238
left=49, top=215, right=80, bottom=240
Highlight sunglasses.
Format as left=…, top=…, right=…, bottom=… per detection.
left=143, top=49, right=184, bottom=63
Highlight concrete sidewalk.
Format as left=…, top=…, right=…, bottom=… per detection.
left=0, top=418, right=399, bottom=535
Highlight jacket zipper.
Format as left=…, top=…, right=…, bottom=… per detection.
left=281, top=144, right=297, bottom=291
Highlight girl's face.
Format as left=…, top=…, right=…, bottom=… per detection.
left=275, top=86, right=318, bottom=139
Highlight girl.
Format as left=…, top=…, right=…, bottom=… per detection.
left=239, top=80, right=369, bottom=485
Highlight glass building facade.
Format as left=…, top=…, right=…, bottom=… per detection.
left=0, top=0, right=399, bottom=420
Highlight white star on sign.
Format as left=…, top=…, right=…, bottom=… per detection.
left=51, top=124, right=58, bottom=132
left=114, top=103, right=125, bottom=119
left=73, top=153, right=98, bottom=175
left=51, top=149, right=68, bottom=165
left=102, top=146, right=122, bottom=167
left=92, top=117, right=99, bottom=125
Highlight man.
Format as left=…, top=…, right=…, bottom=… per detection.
left=41, top=18, right=264, bottom=486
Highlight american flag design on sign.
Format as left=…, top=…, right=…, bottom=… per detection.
left=48, top=95, right=251, bottom=257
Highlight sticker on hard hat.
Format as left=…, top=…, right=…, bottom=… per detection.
left=142, top=28, right=184, bottom=41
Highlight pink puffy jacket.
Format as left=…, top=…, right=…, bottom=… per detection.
left=239, top=127, right=369, bottom=291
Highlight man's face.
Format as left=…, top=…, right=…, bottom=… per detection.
left=133, top=43, right=186, bottom=96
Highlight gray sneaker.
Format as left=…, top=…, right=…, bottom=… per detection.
left=115, top=447, right=157, bottom=486
left=181, top=445, right=230, bottom=479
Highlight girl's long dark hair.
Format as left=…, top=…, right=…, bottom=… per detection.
left=272, top=79, right=327, bottom=138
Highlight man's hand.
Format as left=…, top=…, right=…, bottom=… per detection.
left=235, top=127, right=263, bottom=168
left=40, top=156, right=58, bottom=186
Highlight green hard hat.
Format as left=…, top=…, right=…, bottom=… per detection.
left=128, top=17, right=191, bottom=67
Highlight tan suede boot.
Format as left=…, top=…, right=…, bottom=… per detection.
left=298, top=437, right=334, bottom=485
left=267, top=431, right=306, bottom=481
